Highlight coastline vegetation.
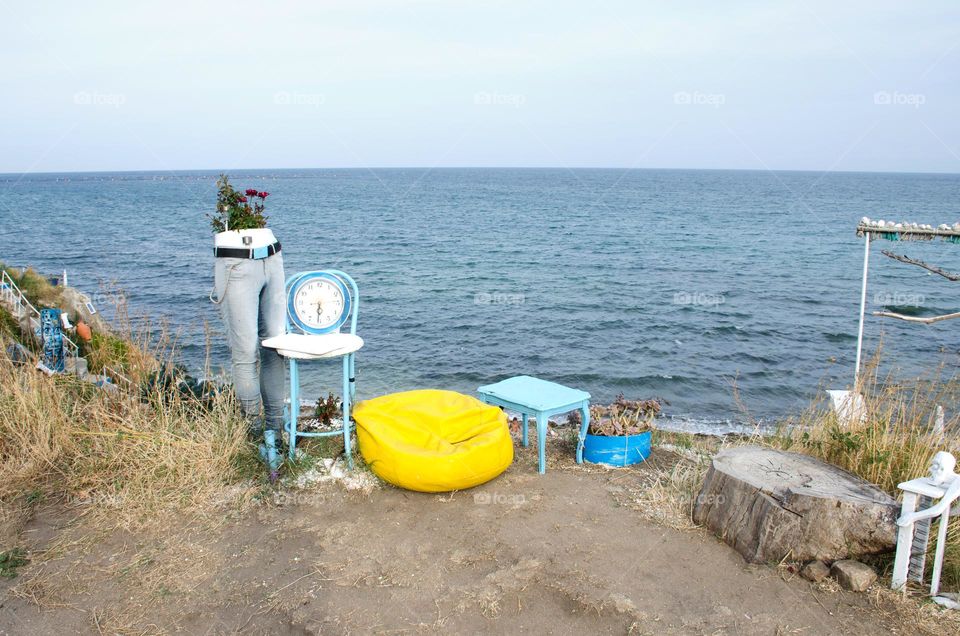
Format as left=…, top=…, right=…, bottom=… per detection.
left=1, top=262, right=959, bottom=598
left=771, top=360, right=960, bottom=587
left=0, top=264, right=260, bottom=541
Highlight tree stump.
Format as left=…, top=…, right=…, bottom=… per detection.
left=692, top=446, right=898, bottom=564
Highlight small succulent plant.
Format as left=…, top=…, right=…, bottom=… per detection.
left=568, top=394, right=663, bottom=436
left=314, top=393, right=341, bottom=426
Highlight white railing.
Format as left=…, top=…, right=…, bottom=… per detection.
left=0, top=269, right=134, bottom=388
left=2, top=269, right=81, bottom=371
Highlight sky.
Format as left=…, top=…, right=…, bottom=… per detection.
left=1, top=1, right=958, bottom=174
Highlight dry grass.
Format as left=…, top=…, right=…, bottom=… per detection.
left=0, top=344, right=258, bottom=530
left=0, top=265, right=64, bottom=309
left=771, top=366, right=960, bottom=493
left=764, top=358, right=960, bottom=589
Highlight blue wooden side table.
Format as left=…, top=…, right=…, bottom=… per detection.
left=477, top=375, right=590, bottom=474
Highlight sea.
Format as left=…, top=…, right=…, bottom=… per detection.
left=2, top=168, right=959, bottom=434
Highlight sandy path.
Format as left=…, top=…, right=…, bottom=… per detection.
left=0, top=447, right=912, bottom=635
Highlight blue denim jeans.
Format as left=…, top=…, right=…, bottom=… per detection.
left=213, top=253, right=286, bottom=432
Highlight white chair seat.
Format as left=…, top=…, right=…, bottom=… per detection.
left=826, top=389, right=866, bottom=426
left=261, top=333, right=364, bottom=360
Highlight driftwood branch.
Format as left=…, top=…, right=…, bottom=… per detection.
left=872, top=311, right=960, bottom=324
left=881, top=250, right=960, bottom=281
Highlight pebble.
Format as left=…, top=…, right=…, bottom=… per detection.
left=831, top=559, right=877, bottom=592
left=801, top=560, right=830, bottom=583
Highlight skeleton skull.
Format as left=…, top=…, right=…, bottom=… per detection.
left=929, top=451, right=957, bottom=486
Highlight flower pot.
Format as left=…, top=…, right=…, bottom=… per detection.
left=582, top=430, right=652, bottom=467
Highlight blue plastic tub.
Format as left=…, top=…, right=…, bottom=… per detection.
left=582, top=431, right=652, bottom=466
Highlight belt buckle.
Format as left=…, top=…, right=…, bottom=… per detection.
left=252, top=245, right=269, bottom=259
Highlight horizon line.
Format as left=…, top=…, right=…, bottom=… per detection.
left=2, top=165, right=959, bottom=178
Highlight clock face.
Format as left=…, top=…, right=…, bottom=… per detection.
left=288, top=273, right=351, bottom=334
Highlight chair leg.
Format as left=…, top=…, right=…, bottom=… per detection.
left=537, top=411, right=547, bottom=474
left=342, top=356, right=353, bottom=469
left=577, top=402, right=590, bottom=464
left=289, top=359, right=299, bottom=459
left=349, top=353, right=357, bottom=400
left=522, top=413, right=529, bottom=447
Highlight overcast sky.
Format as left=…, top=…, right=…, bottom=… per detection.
left=2, top=1, right=958, bottom=174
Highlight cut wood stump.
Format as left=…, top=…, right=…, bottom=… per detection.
left=692, top=446, right=898, bottom=564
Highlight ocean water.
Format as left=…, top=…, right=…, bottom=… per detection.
left=2, top=168, right=959, bottom=431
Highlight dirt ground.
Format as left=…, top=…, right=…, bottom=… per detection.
left=0, top=438, right=949, bottom=635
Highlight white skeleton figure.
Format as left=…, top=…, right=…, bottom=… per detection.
left=897, top=452, right=960, bottom=527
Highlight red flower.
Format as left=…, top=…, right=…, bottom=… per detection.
left=239, top=196, right=248, bottom=203
left=244, top=188, right=258, bottom=196
left=258, top=191, right=269, bottom=199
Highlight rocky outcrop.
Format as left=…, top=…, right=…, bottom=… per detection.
left=692, top=446, right=898, bottom=564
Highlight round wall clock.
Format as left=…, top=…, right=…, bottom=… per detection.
left=286, top=271, right=351, bottom=335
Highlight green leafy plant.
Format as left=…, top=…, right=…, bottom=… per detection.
left=209, top=174, right=271, bottom=233
left=0, top=548, right=28, bottom=578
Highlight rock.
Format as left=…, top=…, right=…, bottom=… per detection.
left=692, top=446, right=898, bottom=564
left=64, top=356, right=89, bottom=379
left=831, top=560, right=877, bottom=591
left=801, top=560, right=831, bottom=582
left=59, top=286, right=112, bottom=334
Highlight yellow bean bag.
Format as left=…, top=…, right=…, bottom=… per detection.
left=354, top=389, right=513, bottom=492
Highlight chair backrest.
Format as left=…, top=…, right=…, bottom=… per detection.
left=284, top=270, right=360, bottom=335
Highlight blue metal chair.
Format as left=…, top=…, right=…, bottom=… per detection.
left=262, top=270, right=362, bottom=468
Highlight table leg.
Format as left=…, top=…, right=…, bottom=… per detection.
left=576, top=402, right=590, bottom=464
left=522, top=413, right=529, bottom=447
left=537, top=411, right=547, bottom=474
